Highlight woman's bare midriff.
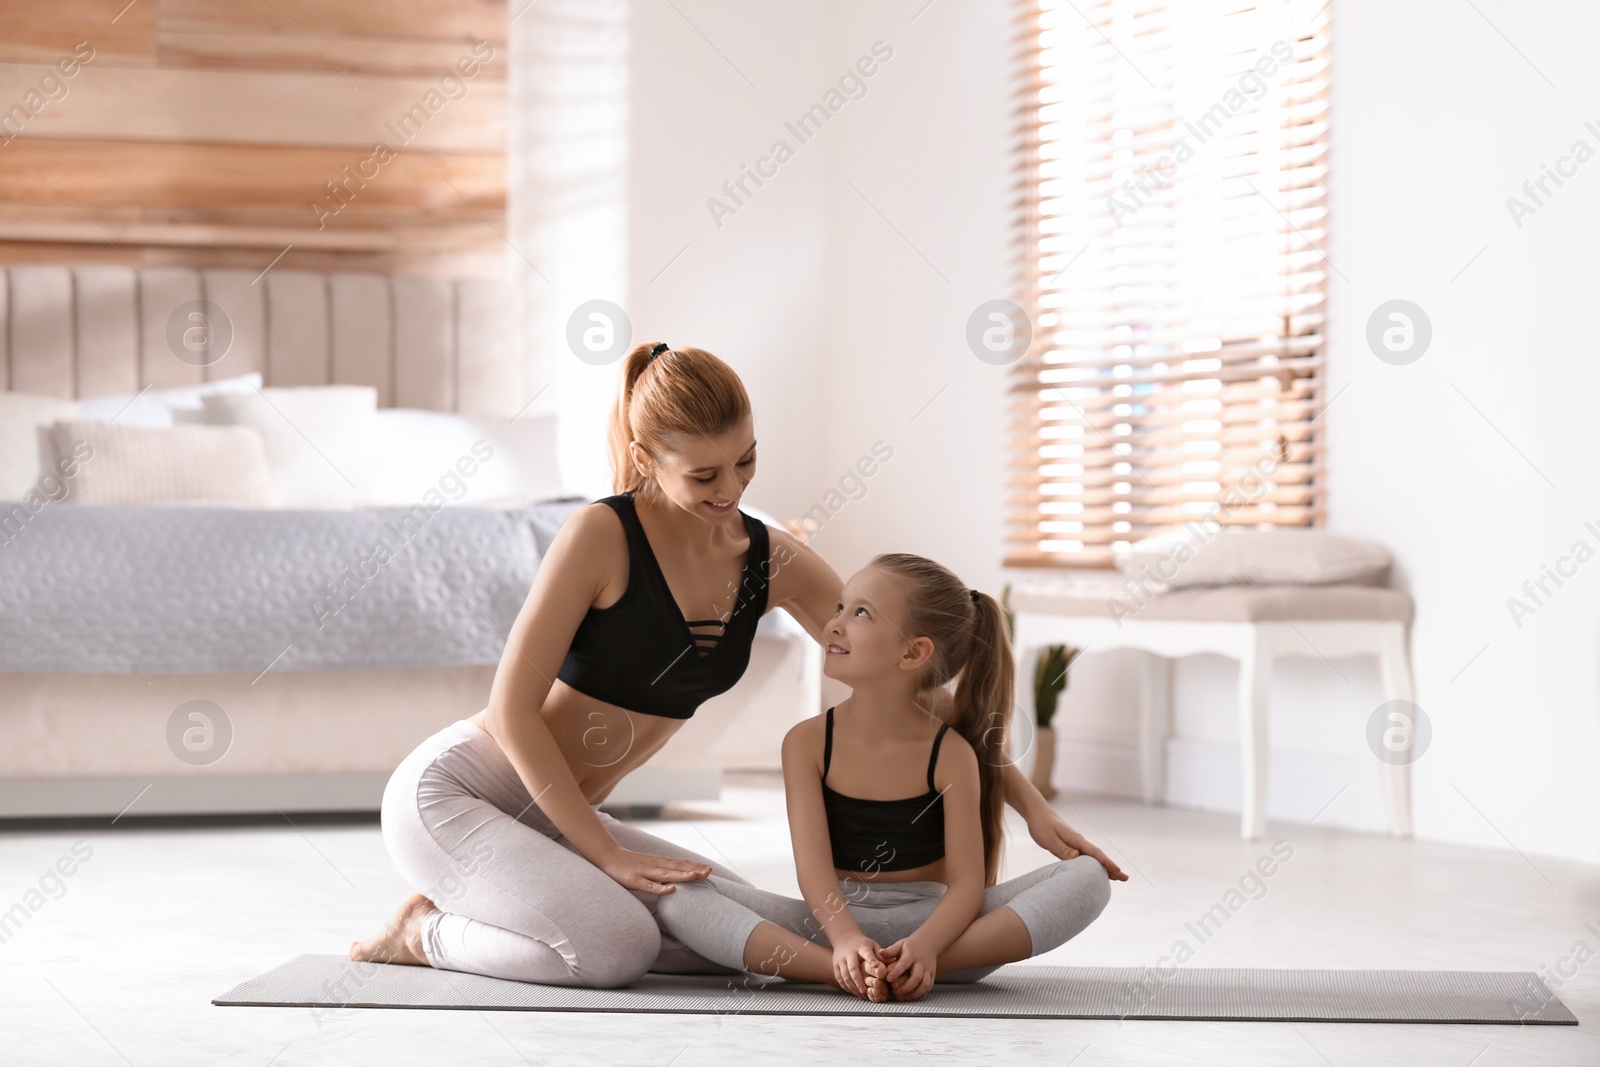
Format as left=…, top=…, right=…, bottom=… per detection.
left=466, top=680, right=687, bottom=805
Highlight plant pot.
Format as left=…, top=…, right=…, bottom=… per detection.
left=1031, top=725, right=1058, bottom=799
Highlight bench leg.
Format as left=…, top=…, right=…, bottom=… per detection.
left=1377, top=622, right=1416, bottom=839
left=1139, top=652, right=1171, bottom=804
left=1237, top=629, right=1272, bottom=840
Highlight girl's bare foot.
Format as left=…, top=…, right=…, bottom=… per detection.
left=349, top=893, right=436, bottom=966
left=861, top=951, right=893, bottom=1003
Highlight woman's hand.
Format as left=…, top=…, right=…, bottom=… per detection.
left=830, top=933, right=887, bottom=999
left=595, top=847, right=711, bottom=895
left=877, top=936, right=937, bottom=1001
left=1026, top=809, right=1130, bottom=882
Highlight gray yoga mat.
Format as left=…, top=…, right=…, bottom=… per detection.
left=214, top=954, right=1577, bottom=1023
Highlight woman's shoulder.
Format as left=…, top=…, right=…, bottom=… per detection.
left=558, top=497, right=630, bottom=543
left=543, top=499, right=631, bottom=591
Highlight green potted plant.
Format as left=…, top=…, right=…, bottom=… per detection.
left=1001, top=583, right=1080, bottom=799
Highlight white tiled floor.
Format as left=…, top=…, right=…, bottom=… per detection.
left=1, top=774, right=1596, bottom=1066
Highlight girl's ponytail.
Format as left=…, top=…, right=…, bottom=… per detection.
left=950, top=588, right=1012, bottom=886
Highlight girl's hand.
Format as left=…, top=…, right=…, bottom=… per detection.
left=1026, top=809, right=1130, bottom=882
left=877, top=937, right=937, bottom=1001
left=830, top=934, right=887, bottom=999
left=596, top=848, right=711, bottom=894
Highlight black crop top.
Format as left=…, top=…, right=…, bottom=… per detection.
left=555, top=491, right=770, bottom=719
left=821, top=706, right=950, bottom=873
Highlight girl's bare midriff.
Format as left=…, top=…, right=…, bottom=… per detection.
left=834, top=857, right=948, bottom=885
left=466, top=684, right=687, bottom=805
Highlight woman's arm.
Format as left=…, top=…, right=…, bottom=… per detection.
left=483, top=504, right=709, bottom=894
left=780, top=719, right=881, bottom=996
left=764, top=525, right=845, bottom=645
left=876, top=736, right=985, bottom=999
left=916, top=686, right=1129, bottom=882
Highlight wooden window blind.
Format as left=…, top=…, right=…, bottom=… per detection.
left=1007, top=0, right=1331, bottom=569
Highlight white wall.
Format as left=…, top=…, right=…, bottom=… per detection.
left=622, top=0, right=832, bottom=516
left=601, top=0, right=1600, bottom=865
left=1316, top=0, right=1600, bottom=864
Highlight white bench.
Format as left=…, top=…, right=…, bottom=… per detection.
left=1007, top=576, right=1416, bottom=840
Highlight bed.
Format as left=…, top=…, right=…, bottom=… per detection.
left=0, top=265, right=821, bottom=818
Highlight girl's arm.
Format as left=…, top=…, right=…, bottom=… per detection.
left=780, top=719, right=882, bottom=997
left=483, top=504, right=710, bottom=894
left=876, top=735, right=985, bottom=999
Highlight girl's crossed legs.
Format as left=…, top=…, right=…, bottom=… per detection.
left=654, top=855, right=1112, bottom=992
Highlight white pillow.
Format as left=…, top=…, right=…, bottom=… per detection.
left=0, top=391, right=81, bottom=501
left=78, top=372, right=263, bottom=428
left=360, top=409, right=565, bottom=508
left=200, top=386, right=378, bottom=509
left=1115, top=527, right=1391, bottom=588
left=49, top=420, right=275, bottom=507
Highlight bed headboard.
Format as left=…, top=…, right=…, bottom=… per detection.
left=0, top=267, right=518, bottom=418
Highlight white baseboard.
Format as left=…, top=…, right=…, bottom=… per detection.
left=0, top=768, right=725, bottom=820
left=1054, top=736, right=1391, bottom=834
left=0, top=774, right=392, bottom=819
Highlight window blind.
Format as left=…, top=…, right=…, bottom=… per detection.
left=1007, top=0, right=1331, bottom=569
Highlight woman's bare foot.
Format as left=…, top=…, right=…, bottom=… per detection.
left=349, top=893, right=436, bottom=966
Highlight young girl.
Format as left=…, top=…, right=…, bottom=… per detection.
left=654, top=552, right=1115, bottom=1001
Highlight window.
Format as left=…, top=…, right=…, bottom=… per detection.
left=1007, top=0, right=1331, bottom=568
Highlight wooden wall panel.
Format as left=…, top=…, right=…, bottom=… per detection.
left=0, top=0, right=507, bottom=278
left=161, top=0, right=507, bottom=43
left=0, top=140, right=503, bottom=251
left=0, top=63, right=506, bottom=151
left=0, top=1, right=158, bottom=66
left=157, top=33, right=507, bottom=79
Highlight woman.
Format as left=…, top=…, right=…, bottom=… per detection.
left=350, top=341, right=1125, bottom=988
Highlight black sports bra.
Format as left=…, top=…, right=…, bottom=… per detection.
left=821, top=706, right=950, bottom=873
left=555, top=491, right=770, bottom=719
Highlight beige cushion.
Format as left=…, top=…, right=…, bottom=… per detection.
left=199, top=386, right=377, bottom=508
left=1115, top=528, right=1392, bottom=588
left=0, top=391, right=81, bottom=500
left=50, top=420, right=276, bottom=506
left=1011, top=582, right=1413, bottom=624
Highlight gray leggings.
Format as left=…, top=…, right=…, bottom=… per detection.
left=654, top=857, right=1112, bottom=981
left=380, top=719, right=749, bottom=988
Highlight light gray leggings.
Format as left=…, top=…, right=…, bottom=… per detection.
left=655, top=857, right=1112, bottom=982
left=380, top=718, right=750, bottom=988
